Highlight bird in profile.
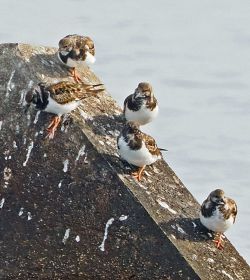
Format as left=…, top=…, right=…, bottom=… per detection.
left=58, top=34, right=96, bottom=83
left=200, top=189, right=237, bottom=249
left=25, top=81, right=104, bottom=139
left=117, top=121, right=166, bottom=181
left=123, top=82, right=158, bottom=125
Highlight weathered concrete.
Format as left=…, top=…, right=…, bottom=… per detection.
left=0, top=43, right=249, bottom=279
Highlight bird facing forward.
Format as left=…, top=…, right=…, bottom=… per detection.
left=58, top=34, right=96, bottom=83
left=117, top=121, right=166, bottom=181
left=123, top=82, right=158, bottom=125
left=25, top=81, right=104, bottom=139
left=199, top=189, right=237, bottom=249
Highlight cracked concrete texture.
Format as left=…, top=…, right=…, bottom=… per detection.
left=0, top=43, right=249, bottom=279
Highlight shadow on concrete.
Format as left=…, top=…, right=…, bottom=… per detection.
left=86, top=113, right=125, bottom=136
left=161, top=217, right=214, bottom=242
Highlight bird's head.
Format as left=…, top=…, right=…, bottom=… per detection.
left=209, top=189, right=226, bottom=205
left=24, top=83, right=46, bottom=112
left=84, top=37, right=95, bottom=56
left=122, top=121, right=141, bottom=138
left=134, top=82, right=154, bottom=103
left=58, top=37, right=74, bottom=55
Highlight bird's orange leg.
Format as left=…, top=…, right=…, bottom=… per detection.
left=213, top=233, right=224, bottom=250
left=46, top=116, right=61, bottom=139
left=132, top=166, right=146, bottom=181
left=69, top=67, right=82, bottom=83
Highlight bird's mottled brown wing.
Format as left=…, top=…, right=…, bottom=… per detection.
left=138, top=131, right=161, bottom=156
left=61, top=35, right=95, bottom=58
left=83, top=36, right=95, bottom=56
left=75, top=36, right=95, bottom=57
left=146, top=96, right=158, bottom=111
left=47, top=81, right=104, bottom=105
left=227, top=198, right=237, bottom=223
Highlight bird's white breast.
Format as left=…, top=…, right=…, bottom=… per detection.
left=117, top=135, right=160, bottom=167
left=45, top=95, right=80, bottom=116
left=125, top=103, right=159, bottom=125
left=57, top=51, right=95, bottom=67
left=199, top=208, right=234, bottom=233
left=65, top=57, right=78, bottom=68
left=85, top=51, right=96, bottom=64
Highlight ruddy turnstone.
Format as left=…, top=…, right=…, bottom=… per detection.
left=199, top=189, right=237, bottom=249
left=58, top=34, right=96, bottom=83
left=25, top=81, right=104, bottom=139
left=117, top=121, right=166, bottom=181
left=123, top=82, right=158, bottom=125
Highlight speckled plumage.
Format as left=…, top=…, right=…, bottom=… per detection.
left=117, top=121, right=164, bottom=181
left=58, top=34, right=95, bottom=67
left=58, top=34, right=96, bottom=83
left=25, top=81, right=104, bottom=112
left=123, top=82, right=158, bottom=125
left=25, top=81, right=104, bottom=138
left=200, top=189, right=237, bottom=249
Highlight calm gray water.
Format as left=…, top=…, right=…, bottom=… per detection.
left=1, top=0, right=250, bottom=264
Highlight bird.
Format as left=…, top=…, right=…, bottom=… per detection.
left=58, top=34, right=96, bottom=83
left=25, top=81, right=105, bottom=139
left=117, top=121, right=166, bottom=181
left=123, top=82, right=158, bottom=125
left=199, top=189, right=237, bottom=249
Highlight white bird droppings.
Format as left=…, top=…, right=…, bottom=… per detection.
left=33, top=111, right=41, bottom=124
left=176, top=224, right=186, bottom=235
left=18, top=207, right=24, bottom=216
left=207, top=258, right=215, bottom=263
left=221, top=270, right=234, bottom=280
left=27, top=212, right=32, bottom=221
left=75, top=145, right=86, bottom=162
left=0, top=198, right=5, bottom=209
left=0, top=120, right=3, bottom=131
left=157, top=200, right=177, bottom=214
left=192, top=254, right=197, bottom=260
left=99, top=215, right=128, bottom=251
left=138, top=182, right=147, bottom=190
left=75, top=235, right=80, bottom=242
left=144, top=170, right=151, bottom=177
left=58, top=180, right=63, bottom=188
left=62, top=228, right=70, bottom=244
left=99, top=218, right=115, bottom=252
left=6, top=70, right=15, bottom=98
left=19, top=89, right=26, bottom=105
left=171, top=234, right=176, bottom=240
left=192, top=222, right=197, bottom=228
left=63, top=159, right=69, bottom=172
left=119, top=215, right=128, bottom=221
left=23, top=141, right=34, bottom=166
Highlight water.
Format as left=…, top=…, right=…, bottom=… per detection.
left=1, top=0, right=250, bottom=263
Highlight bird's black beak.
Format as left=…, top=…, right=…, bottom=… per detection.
left=218, top=199, right=225, bottom=205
